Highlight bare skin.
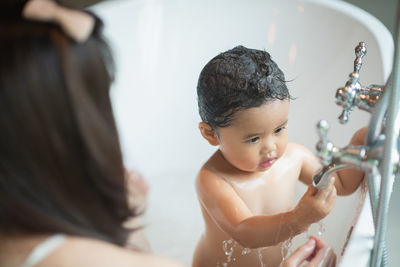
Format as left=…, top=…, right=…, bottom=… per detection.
left=0, top=170, right=182, bottom=267
left=193, top=100, right=365, bottom=267
left=0, top=234, right=183, bottom=267
left=282, top=236, right=336, bottom=267
left=124, top=168, right=152, bottom=251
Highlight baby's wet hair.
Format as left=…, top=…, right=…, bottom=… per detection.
left=197, top=45, right=291, bottom=129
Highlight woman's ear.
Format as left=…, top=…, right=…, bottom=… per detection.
left=199, top=122, right=219, bottom=146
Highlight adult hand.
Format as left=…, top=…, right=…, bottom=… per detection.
left=125, top=168, right=150, bottom=211
left=282, top=236, right=336, bottom=267
left=124, top=168, right=151, bottom=252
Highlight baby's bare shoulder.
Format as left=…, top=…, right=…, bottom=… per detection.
left=285, top=142, right=313, bottom=158
left=196, top=151, right=226, bottom=182
left=196, top=164, right=226, bottom=193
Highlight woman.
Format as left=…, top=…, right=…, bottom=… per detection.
left=0, top=0, right=182, bottom=266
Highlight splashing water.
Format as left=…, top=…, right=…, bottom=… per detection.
left=257, top=248, right=266, bottom=267
left=306, top=221, right=326, bottom=238
left=281, top=238, right=293, bottom=262
left=241, top=247, right=251, bottom=255
left=317, top=221, right=326, bottom=237
left=222, top=239, right=235, bottom=265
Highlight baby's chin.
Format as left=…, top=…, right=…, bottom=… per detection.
left=232, top=161, right=276, bottom=173
left=244, top=164, right=274, bottom=173
left=256, top=166, right=273, bottom=173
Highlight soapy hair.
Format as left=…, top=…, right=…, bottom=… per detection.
left=197, top=45, right=291, bottom=129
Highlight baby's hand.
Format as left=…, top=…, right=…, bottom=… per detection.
left=294, top=177, right=337, bottom=227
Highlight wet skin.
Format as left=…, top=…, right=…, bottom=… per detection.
left=193, top=100, right=365, bottom=267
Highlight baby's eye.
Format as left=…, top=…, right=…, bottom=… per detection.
left=274, top=127, right=286, bottom=134
left=246, top=137, right=260, bottom=144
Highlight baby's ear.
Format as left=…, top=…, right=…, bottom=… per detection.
left=199, top=122, right=219, bottom=146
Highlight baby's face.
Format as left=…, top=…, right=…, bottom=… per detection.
left=217, top=99, right=289, bottom=173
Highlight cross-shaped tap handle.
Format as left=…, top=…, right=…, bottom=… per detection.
left=336, top=42, right=367, bottom=124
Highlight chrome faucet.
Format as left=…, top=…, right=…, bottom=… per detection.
left=313, top=43, right=383, bottom=190
left=312, top=38, right=400, bottom=267
left=335, top=42, right=384, bottom=123
left=312, top=119, right=379, bottom=190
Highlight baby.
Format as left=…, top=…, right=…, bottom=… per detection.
left=192, top=46, right=365, bottom=267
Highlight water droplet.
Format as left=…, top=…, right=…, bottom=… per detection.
left=241, top=248, right=251, bottom=255
left=257, top=248, right=266, bottom=267
left=280, top=238, right=293, bottom=262
left=222, top=239, right=235, bottom=264
left=317, top=221, right=326, bottom=237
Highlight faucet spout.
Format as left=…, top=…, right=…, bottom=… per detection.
left=313, top=164, right=346, bottom=190
left=312, top=119, right=375, bottom=190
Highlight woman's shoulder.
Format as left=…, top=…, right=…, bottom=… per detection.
left=38, top=236, right=184, bottom=267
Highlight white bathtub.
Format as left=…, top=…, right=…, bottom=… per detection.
left=92, top=0, right=393, bottom=266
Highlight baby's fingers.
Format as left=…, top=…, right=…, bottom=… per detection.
left=304, top=184, right=318, bottom=197
left=327, top=183, right=337, bottom=204
left=315, top=177, right=336, bottom=201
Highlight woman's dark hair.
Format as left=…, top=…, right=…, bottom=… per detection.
left=197, top=45, right=292, bottom=129
left=0, top=10, right=136, bottom=246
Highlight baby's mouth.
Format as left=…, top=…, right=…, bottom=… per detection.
left=260, top=158, right=276, bottom=168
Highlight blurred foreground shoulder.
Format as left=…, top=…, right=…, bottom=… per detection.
left=39, top=236, right=184, bottom=267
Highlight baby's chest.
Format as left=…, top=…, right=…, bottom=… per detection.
left=231, top=168, right=300, bottom=215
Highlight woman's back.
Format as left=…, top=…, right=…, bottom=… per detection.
left=0, top=234, right=183, bottom=267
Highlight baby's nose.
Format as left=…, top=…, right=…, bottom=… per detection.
left=261, top=139, right=276, bottom=154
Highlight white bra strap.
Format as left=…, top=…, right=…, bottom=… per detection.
left=21, top=234, right=66, bottom=267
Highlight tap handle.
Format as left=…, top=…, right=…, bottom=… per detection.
left=316, top=120, right=334, bottom=165
left=316, top=120, right=329, bottom=150
left=336, top=42, right=366, bottom=124
left=353, top=42, right=367, bottom=76
left=338, top=109, right=351, bottom=124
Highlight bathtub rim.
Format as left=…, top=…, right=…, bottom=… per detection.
left=306, top=0, right=394, bottom=79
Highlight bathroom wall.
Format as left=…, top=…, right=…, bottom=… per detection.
left=343, top=0, right=400, bottom=266
left=344, top=0, right=397, bottom=35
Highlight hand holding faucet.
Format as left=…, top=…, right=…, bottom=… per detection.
left=313, top=120, right=367, bottom=190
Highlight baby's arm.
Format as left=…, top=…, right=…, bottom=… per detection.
left=298, top=127, right=367, bottom=195
left=335, top=127, right=366, bottom=195
left=196, top=168, right=336, bottom=249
